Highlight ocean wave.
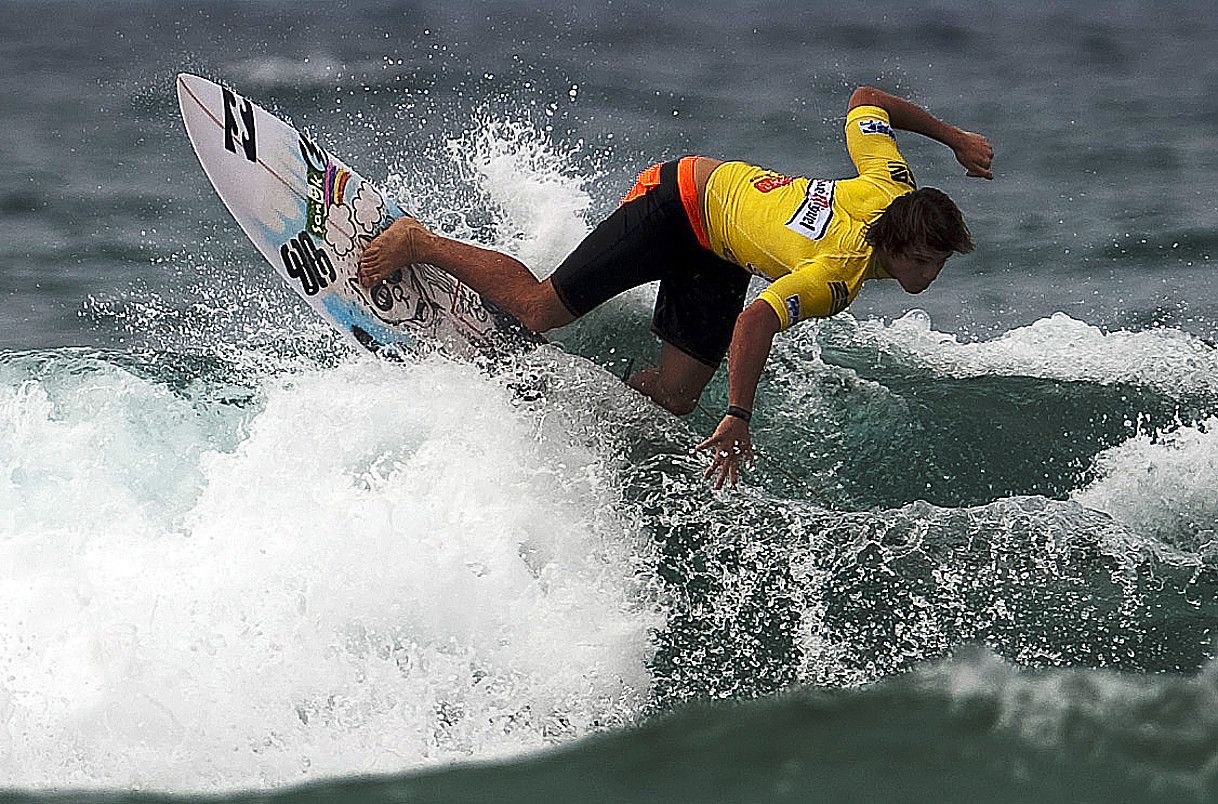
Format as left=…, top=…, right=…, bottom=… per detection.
left=833, top=309, right=1218, bottom=397
left=744, top=323, right=1205, bottom=509
left=616, top=429, right=1210, bottom=708
left=10, top=648, right=1211, bottom=804
left=1073, top=417, right=1218, bottom=551
left=789, top=495, right=1204, bottom=688
left=358, top=647, right=1218, bottom=803
left=0, top=348, right=659, bottom=792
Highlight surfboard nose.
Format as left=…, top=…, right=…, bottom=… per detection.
left=175, top=73, right=204, bottom=117
left=176, top=73, right=212, bottom=105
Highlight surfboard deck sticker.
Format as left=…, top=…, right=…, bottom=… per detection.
left=176, top=72, right=527, bottom=356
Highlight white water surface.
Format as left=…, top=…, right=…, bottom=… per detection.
left=0, top=350, right=661, bottom=791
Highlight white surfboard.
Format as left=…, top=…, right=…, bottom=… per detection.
left=176, top=72, right=520, bottom=356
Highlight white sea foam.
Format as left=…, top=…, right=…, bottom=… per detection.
left=445, top=116, right=596, bottom=273
left=844, top=310, right=1218, bottom=395
left=1072, top=418, right=1218, bottom=550
left=0, top=352, right=658, bottom=792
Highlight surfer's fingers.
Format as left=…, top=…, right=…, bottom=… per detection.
left=717, top=451, right=743, bottom=489
left=708, top=451, right=727, bottom=489
left=699, top=435, right=744, bottom=488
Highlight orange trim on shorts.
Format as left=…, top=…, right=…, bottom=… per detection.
left=619, top=158, right=711, bottom=250
left=676, top=157, right=711, bottom=250
left=621, top=163, right=662, bottom=204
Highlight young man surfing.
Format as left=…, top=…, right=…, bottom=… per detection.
left=358, top=86, right=994, bottom=488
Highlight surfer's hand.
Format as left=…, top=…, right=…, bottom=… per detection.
left=697, top=416, right=754, bottom=490
left=953, top=130, right=994, bottom=180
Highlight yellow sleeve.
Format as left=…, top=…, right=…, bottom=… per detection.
left=757, top=260, right=855, bottom=330
left=844, top=105, right=916, bottom=190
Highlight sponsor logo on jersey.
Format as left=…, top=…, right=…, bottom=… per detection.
left=785, top=295, right=801, bottom=324
left=828, top=281, right=850, bottom=315
left=858, top=118, right=894, bottom=137
left=753, top=174, right=796, bottom=193
left=784, top=179, right=835, bottom=241
left=887, top=161, right=916, bottom=188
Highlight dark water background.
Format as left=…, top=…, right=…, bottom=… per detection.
left=3, top=1, right=1218, bottom=801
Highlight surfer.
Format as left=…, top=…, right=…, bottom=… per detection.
left=359, top=86, right=993, bottom=488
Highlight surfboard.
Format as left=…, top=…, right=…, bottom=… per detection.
left=176, top=72, right=523, bottom=356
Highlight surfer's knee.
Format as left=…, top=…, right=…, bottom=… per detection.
left=627, top=369, right=697, bottom=415
left=646, top=387, right=697, bottom=416
left=515, top=298, right=548, bottom=332
left=518, top=285, right=576, bottom=332
left=661, top=395, right=697, bottom=416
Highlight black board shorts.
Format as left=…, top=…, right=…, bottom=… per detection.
left=549, top=159, right=750, bottom=368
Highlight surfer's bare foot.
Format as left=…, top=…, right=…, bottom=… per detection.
left=358, top=217, right=434, bottom=288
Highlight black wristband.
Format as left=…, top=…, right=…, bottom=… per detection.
left=725, top=405, right=752, bottom=424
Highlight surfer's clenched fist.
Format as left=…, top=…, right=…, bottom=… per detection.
left=952, top=130, right=994, bottom=180
left=358, top=217, right=434, bottom=288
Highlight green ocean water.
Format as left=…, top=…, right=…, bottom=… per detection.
left=4, top=650, right=1217, bottom=802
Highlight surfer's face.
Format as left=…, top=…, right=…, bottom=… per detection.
left=883, top=246, right=950, bottom=294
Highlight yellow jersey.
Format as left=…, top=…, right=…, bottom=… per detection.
left=703, top=105, right=917, bottom=330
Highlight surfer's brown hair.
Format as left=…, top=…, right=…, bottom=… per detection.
left=866, top=187, right=974, bottom=255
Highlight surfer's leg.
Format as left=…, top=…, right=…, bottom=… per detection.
left=627, top=240, right=748, bottom=414
left=406, top=233, right=574, bottom=332
left=627, top=342, right=716, bottom=416
left=359, top=217, right=573, bottom=332
left=546, top=163, right=686, bottom=327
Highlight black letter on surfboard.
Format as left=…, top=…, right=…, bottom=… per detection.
left=280, top=232, right=335, bottom=296
left=222, top=87, right=257, bottom=163
left=298, top=134, right=327, bottom=173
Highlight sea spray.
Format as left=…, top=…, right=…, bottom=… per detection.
left=0, top=349, right=660, bottom=791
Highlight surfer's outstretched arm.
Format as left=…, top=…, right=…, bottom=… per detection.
left=697, top=301, right=780, bottom=489
left=848, top=86, right=994, bottom=180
